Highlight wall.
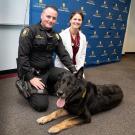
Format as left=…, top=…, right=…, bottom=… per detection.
left=0, top=0, right=29, bottom=25
left=123, top=0, right=135, bottom=53
left=0, top=25, right=23, bottom=71
left=0, top=0, right=29, bottom=71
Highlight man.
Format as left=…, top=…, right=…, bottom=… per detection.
left=16, top=5, right=76, bottom=112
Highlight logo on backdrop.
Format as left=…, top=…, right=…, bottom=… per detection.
left=104, top=32, right=111, bottom=38
left=101, top=50, right=108, bottom=57
left=114, top=32, right=120, bottom=38
left=106, top=12, right=113, bottom=19
left=87, top=41, right=91, bottom=48
left=101, top=1, right=108, bottom=8
left=123, top=7, right=128, bottom=13
left=108, top=41, right=114, bottom=47
left=117, top=14, right=123, bottom=21
left=96, top=41, right=104, bottom=48
left=80, top=7, right=86, bottom=15
left=33, top=0, right=45, bottom=8
left=118, top=40, right=122, bottom=46
left=86, top=0, right=95, bottom=5
left=119, top=0, right=126, bottom=3
left=89, top=51, right=96, bottom=58
left=91, top=31, right=98, bottom=38
left=112, top=49, right=117, bottom=55
left=99, top=21, right=106, bottom=29
left=58, top=3, right=69, bottom=12
left=93, top=10, right=101, bottom=17
left=110, top=23, right=116, bottom=29
left=113, top=3, right=119, bottom=11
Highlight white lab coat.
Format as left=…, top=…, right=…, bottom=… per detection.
left=54, top=27, right=87, bottom=71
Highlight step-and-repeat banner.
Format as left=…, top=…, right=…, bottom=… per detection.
left=29, top=0, right=131, bottom=66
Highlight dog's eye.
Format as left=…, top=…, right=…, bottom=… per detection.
left=62, top=79, right=66, bottom=83
left=67, top=82, right=70, bottom=85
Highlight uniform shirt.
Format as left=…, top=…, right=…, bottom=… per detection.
left=17, top=23, right=76, bottom=80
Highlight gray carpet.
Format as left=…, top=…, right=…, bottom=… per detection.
left=0, top=54, right=135, bottom=135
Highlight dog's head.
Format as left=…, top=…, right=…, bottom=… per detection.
left=55, top=67, right=87, bottom=108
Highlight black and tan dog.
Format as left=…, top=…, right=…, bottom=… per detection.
left=37, top=67, right=123, bottom=134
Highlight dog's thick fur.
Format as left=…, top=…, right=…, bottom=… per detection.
left=37, top=67, right=123, bottom=134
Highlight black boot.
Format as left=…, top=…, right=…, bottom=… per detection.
left=16, top=79, right=31, bottom=99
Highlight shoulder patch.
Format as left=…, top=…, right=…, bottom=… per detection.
left=21, top=28, right=30, bottom=37
left=55, top=33, right=60, bottom=40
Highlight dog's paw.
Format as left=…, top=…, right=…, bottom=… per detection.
left=36, top=116, right=48, bottom=124
left=48, top=126, right=61, bottom=134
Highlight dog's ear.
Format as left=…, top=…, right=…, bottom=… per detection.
left=75, top=67, right=84, bottom=79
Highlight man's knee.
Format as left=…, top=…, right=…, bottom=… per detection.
left=28, top=94, right=49, bottom=112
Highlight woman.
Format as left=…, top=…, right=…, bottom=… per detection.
left=54, top=11, right=87, bottom=71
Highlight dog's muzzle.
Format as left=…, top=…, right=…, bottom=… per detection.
left=57, top=90, right=66, bottom=98
left=56, top=90, right=66, bottom=108
left=57, top=90, right=64, bottom=97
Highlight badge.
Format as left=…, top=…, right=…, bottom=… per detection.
left=35, top=35, right=44, bottom=39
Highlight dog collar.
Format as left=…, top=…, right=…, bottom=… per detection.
left=82, top=88, right=87, bottom=98
left=77, top=89, right=87, bottom=115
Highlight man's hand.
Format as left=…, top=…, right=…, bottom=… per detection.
left=72, top=70, right=77, bottom=74
left=30, top=77, right=45, bottom=90
left=69, top=65, right=77, bottom=74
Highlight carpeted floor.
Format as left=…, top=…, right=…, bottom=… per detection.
left=0, top=54, right=135, bottom=135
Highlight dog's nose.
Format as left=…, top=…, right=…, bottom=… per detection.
left=57, top=90, right=64, bottom=97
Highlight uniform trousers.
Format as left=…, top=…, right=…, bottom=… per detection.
left=27, top=67, right=68, bottom=112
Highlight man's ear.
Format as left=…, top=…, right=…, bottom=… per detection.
left=75, top=67, right=84, bottom=79
left=41, top=12, right=43, bottom=20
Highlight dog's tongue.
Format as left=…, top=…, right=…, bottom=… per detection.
left=56, top=98, right=65, bottom=108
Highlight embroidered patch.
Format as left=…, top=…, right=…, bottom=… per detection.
left=21, top=28, right=30, bottom=37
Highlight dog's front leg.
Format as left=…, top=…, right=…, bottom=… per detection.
left=37, top=109, right=68, bottom=124
left=48, top=116, right=84, bottom=134
left=83, top=106, right=91, bottom=123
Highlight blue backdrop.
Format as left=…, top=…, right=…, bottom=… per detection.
left=29, top=0, right=131, bottom=66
